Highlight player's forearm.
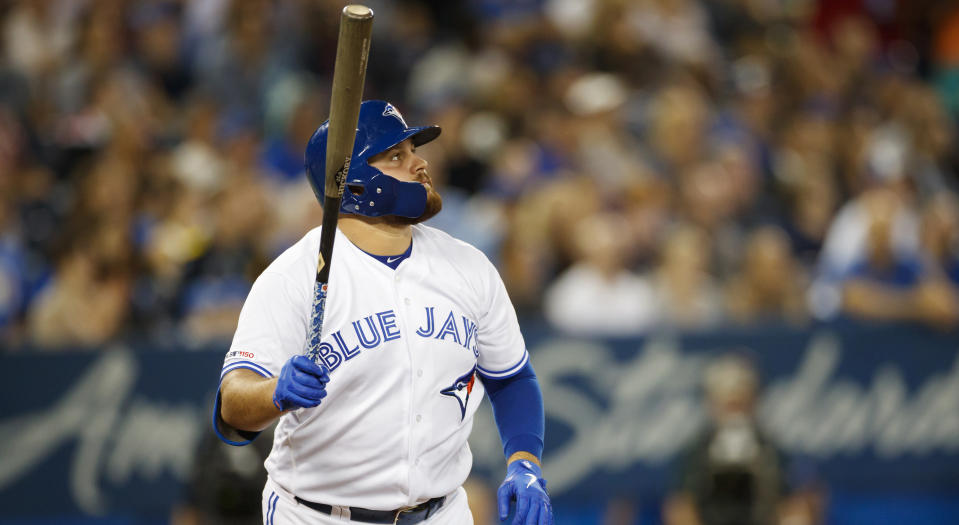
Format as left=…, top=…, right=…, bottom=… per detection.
left=219, top=369, right=284, bottom=431
left=482, top=362, right=546, bottom=460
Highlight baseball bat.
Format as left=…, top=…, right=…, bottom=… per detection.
left=306, top=5, right=374, bottom=366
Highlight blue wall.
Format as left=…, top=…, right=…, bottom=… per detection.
left=1, top=321, right=958, bottom=523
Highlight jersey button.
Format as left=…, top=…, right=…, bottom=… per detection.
left=416, top=414, right=422, bottom=423
left=404, top=297, right=411, bottom=305
left=417, top=369, right=423, bottom=377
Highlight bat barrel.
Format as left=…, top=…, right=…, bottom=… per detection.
left=324, top=5, right=374, bottom=199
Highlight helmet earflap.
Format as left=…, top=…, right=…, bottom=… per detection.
left=338, top=168, right=427, bottom=218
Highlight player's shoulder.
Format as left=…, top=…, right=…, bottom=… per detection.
left=412, top=224, right=491, bottom=268
left=258, top=226, right=323, bottom=283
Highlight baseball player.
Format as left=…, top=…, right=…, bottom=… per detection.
left=213, top=100, right=552, bottom=525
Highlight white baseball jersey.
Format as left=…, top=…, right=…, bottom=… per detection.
left=220, top=224, right=528, bottom=510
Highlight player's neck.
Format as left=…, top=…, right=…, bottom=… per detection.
left=337, top=215, right=412, bottom=255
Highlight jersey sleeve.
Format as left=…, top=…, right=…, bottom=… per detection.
left=222, top=270, right=309, bottom=379
left=474, top=255, right=529, bottom=379
left=214, top=270, right=309, bottom=445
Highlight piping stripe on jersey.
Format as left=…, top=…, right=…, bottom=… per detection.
left=265, top=492, right=273, bottom=524
left=269, top=492, right=278, bottom=525
left=221, top=360, right=273, bottom=380
left=477, top=350, right=529, bottom=379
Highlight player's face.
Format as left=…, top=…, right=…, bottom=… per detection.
left=368, top=138, right=442, bottom=223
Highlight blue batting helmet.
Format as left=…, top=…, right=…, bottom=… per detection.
left=305, top=100, right=441, bottom=218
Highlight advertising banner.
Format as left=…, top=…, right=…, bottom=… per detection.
left=1, top=322, right=957, bottom=518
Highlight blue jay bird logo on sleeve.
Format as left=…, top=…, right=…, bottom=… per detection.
left=441, top=366, right=477, bottom=420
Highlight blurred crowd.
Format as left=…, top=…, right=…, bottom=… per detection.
left=2, top=0, right=959, bottom=350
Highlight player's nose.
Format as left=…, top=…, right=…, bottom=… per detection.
left=410, top=152, right=428, bottom=175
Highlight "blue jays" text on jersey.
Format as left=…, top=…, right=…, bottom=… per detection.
left=312, top=306, right=479, bottom=372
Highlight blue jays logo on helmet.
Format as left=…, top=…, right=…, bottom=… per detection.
left=440, top=365, right=477, bottom=421
left=304, top=100, right=441, bottom=218
left=382, top=103, right=407, bottom=126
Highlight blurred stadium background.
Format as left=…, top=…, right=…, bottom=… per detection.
left=1, top=0, right=958, bottom=524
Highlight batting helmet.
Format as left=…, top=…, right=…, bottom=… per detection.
left=305, top=100, right=441, bottom=218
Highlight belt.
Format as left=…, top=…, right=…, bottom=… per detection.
left=294, top=495, right=446, bottom=524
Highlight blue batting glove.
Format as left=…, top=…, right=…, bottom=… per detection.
left=273, top=355, right=330, bottom=411
left=497, top=459, right=553, bottom=525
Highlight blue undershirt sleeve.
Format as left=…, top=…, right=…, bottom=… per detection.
left=479, top=360, right=545, bottom=459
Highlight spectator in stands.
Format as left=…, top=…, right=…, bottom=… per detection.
left=626, top=0, right=718, bottom=69
left=621, top=174, right=673, bottom=270
left=259, top=84, right=332, bottom=253
left=2, top=0, right=77, bottom=83
left=884, top=82, right=956, bottom=198
left=52, top=2, right=125, bottom=115
left=645, top=82, right=712, bottom=177
left=0, top=186, right=28, bottom=343
left=914, top=193, right=959, bottom=330
left=810, top=123, right=923, bottom=320
left=27, top=228, right=131, bottom=348
left=130, top=1, right=192, bottom=101
left=649, top=224, right=724, bottom=331
left=195, top=0, right=295, bottom=121
left=544, top=211, right=657, bottom=336
left=725, top=226, right=808, bottom=325
left=839, top=189, right=959, bottom=327
left=0, top=0, right=953, bottom=353
left=179, top=169, right=271, bottom=345
left=779, top=170, right=839, bottom=267
left=420, top=105, right=507, bottom=259
left=562, top=72, right=643, bottom=197
left=920, top=192, right=959, bottom=286
left=169, top=92, right=226, bottom=197
left=500, top=177, right=601, bottom=313
left=129, top=159, right=190, bottom=343
left=675, top=160, right=746, bottom=277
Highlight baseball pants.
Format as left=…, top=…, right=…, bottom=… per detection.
left=261, top=476, right=474, bottom=525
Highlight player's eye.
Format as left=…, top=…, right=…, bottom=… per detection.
left=390, top=152, right=402, bottom=161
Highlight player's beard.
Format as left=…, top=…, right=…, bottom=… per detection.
left=389, top=186, right=443, bottom=225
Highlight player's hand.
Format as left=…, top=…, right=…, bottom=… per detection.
left=497, top=459, right=553, bottom=525
left=273, top=355, right=330, bottom=411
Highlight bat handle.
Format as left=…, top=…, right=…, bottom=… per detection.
left=306, top=281, right=328, bottom=366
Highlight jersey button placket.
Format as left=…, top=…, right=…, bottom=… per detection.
left=392, top=267, right=420, bottom=489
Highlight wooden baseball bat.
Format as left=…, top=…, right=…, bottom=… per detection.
left=307, top=5, right=373, bottom=366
